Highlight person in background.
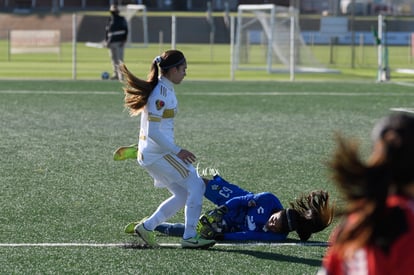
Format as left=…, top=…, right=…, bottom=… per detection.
left=121, top=50, right=215, bottom=249
left=319, top=113, right=414, bottom=275
left=105, top=4, right=128, bottom=80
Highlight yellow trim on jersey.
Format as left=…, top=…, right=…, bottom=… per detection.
left=148, top=109, right=174, bottom=121
left=148, top=116, right=161, bottom=122
left=139, top=135, right=146, bottom=140
left=164, top=154, right=189, bottom=178
left=162, top=109, right=175, bottom=118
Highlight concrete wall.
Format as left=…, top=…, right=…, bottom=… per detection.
left=77, top=15, right=231, bottom=43
left=1, top=13, right=414, bottom=45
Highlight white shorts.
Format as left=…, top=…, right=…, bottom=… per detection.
left=143, top=154, right=197, bottom=188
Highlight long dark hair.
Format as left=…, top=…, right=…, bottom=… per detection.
left=329, top=113, right=414, bottom=256
left=120, top=49, right=186, bottom=116
left=278, top=190, right=334, bottom=241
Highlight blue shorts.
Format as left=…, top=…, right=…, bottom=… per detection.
left=204, top=175, right=252, bottom=206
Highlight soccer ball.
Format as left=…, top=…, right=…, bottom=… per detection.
left=101, top=71, right=109, bottom=80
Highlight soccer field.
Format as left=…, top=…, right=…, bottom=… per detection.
left=0, top=80, right=413, bottom=274
left=1, top=41, right=414, bottom=82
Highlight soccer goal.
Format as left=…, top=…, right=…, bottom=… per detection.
left=121, top=4, right=148, bottom=47
left=231, top=4, right=336, bottom=79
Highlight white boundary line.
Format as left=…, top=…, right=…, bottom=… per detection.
left=0, top=90, right=119, bottom=95
left=395, top=69, right=414, bottom=75
left=0, top=242, right=329, bottom=248
left=393, top=81, right=414, bottom=87
left=1, top=90, right=414, bottom=97
left=390, top=108, right=414, bottom=114
left=182, top=92, right=414, bottom=96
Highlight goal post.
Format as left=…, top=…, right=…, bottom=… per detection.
left=121, top=4, right=148, bottom=48
left=235, top=4, right=276, bottom=74
left=231, top=4, right=337, bottom=79
left=376, top=14, right=390, bottom=82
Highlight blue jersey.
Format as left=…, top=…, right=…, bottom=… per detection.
left=204, top=175, right=288, bottom=241
left=204, top=175, right=251, bottom=206
left=222, top=192, right=285, bottom=239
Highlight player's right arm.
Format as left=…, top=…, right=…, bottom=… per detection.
left=147, top=120, right=181, bottom=154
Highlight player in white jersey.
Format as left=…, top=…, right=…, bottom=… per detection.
left=120, top=50, right=215, bottom=249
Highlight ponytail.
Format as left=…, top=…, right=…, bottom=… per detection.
left=120, top=61, right=158, bottom=116
left=120, top=49, right=186, bottom=116
left=330, top=134, right=389, bottom=202
left=329, top=134, right=395, bottom=257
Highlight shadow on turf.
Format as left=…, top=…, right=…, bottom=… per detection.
left=122, top=242, right=150, bottom=249
left=214, top=247, right=322, bottom=266
left=121, top=242, right=216, bottom=250
left=215, top=239, right=325, bottom=266
left=121, top=242, right=322, bottom=266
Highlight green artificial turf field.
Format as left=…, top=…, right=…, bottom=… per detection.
left=0, top=79, right=413, bottom=274
left=1, top=41, right=414, bottom=82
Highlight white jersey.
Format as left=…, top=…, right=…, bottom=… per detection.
left=138, top=76, right=181, bottom=166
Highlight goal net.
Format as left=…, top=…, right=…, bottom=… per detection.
left=232, top=4, right=334, bottom=76
left=121, top=4, right=148, bottom=47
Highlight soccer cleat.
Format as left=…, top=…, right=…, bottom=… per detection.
left=113, top=144, right=138, bottom=161
left=196, top=215, right=216, bottom=239
left=135, top=222, right=159, bottom=247
left=124, top=221, right=139, bottom=234
left=181, top=235, right=216, bottom=249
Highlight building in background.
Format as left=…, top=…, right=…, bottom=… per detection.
left=0, top=0, right=412, bottom=15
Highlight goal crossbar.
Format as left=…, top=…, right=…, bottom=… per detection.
left=232, top=4, right=338, bottom=80
left=121, top=4, right=148, bottom=47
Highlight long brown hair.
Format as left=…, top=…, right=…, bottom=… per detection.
left=329, top=113, right=414, bottom=257
left=278, top=190, right=334, bottom=241
left=120, top=49, right=186, bottom=116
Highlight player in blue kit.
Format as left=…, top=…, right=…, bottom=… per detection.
left=115, top=146, right=334, bottom=242
left=154, top=175, right=334, bottom=242
left=202, top=175, right=285, bottom=241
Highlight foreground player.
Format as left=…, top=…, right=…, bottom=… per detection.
left=319, top=113, right=414, bottom=274
left=120, top=50, right=215, bottom=249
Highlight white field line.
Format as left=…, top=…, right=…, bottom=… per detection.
left=390, top=108, right=414, bottom=114
left=182, top=92, right=414, bottom=96
left=0, top=90, right=414, bottom=97
left=1, top=90, right=411, bottom=113
left=0, top=90, right=120, bottom=95
left=394, top=81, right=414, bottom=87
left=0, top=242, right=329, bottom=248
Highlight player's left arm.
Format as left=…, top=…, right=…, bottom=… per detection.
left=225, top=194, right=255, bottom=210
